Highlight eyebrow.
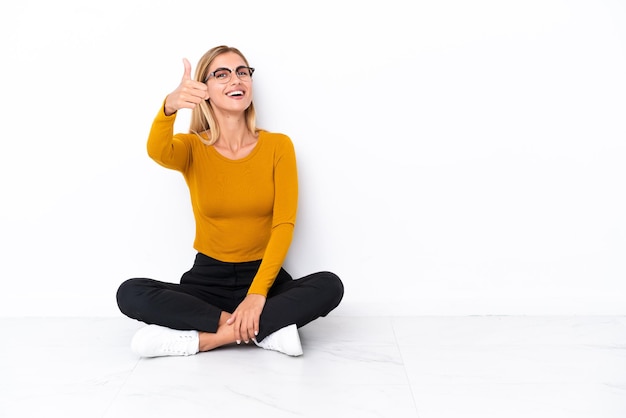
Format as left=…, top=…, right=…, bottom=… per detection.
left=211, top=65, right=248, bottom=71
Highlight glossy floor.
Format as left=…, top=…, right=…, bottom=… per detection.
left=1, top=315, right=625, bottom=417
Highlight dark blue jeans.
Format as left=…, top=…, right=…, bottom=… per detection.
left=116, top=252, right=344, bottom=341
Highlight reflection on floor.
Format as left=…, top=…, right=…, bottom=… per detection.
left=1, top=315, right=625, bottom=417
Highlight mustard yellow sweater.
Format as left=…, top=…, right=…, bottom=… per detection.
left=146, top=105, right=298, bottom=296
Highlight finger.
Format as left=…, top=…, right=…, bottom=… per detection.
left=239, top=316, right=250, bottom=343
left=234, top=317, right=243, bottom=344
left=245, top=320, right=255, bottom=343
left=242, top=316, right=254, bottom=342
left=189, top=83, right=208, bottom=100
left=182, top=58, right=192, bottom=81
left=177, top=87, right=208, bottom=110
left=249, top=314, right=260, bottom=342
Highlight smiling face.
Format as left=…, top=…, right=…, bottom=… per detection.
left=206, top=51, right=254, bottom=114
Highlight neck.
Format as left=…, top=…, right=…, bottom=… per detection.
left=215, top=109, right=249, bottom=144
left=218, top=124, right=251, bottom=148
left=213, top=118, right=258, bottom=160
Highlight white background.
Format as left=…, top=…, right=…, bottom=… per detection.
left=0, top=0, right=624, bottom=317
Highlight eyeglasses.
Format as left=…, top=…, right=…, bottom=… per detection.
left=205, top=66, right=255, bottom=83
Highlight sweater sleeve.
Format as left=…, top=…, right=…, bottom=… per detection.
left=146, top=101, right=191, bottom=172
left=247, top=135, right=298, bottom=296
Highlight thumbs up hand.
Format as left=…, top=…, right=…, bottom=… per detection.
left=164, top=58, right=209, bottom=116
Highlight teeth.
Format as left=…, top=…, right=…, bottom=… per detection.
left=227, top=91, right=244, bottom=97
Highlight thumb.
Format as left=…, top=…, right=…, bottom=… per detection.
left=181, top=58, right=192, bottom=81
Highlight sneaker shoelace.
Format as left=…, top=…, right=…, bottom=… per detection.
left=160, top=334, right=194, bottom=355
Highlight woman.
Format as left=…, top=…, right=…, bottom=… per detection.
left=116, top=45, right=344, bottom=358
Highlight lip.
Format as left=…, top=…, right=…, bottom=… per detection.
left=226, top=89, right=246, bottom=98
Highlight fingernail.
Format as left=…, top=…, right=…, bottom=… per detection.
left=236, top=340, right=241, bottom=345
left=254, top=331, right=258, bottom=336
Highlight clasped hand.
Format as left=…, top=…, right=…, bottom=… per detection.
left=227, top=294, right=266, bottom=344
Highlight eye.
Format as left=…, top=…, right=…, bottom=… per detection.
left=236, top=67, right=251, bottom=77
left=214, top=69, right=230, bottom=79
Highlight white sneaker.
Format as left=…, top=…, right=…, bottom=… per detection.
left=131, top=324, right=199, bottom=358
left=253, top=324, right=303, bottom=356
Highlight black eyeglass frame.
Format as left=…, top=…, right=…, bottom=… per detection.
left=205, top=66, right=255, bottom=83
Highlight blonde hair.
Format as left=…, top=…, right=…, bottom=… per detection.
left=189, top=45, right=257, bottom=145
